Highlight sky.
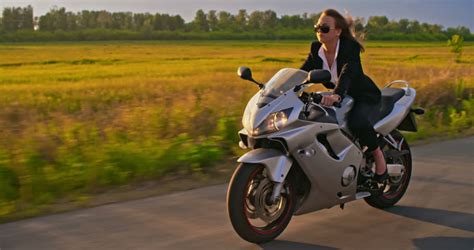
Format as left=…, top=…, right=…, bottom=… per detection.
left=1, top=0, right=473, bottom=30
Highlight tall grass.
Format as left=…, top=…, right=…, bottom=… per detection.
left=1, top=29, right=473, bottom=42
left=0, top=40, right=472, bottom=218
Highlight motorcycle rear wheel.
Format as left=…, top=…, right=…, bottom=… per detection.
left=365, top=130, right=412, bottom=209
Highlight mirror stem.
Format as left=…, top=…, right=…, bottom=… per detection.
left=294, top=80, right=309, bottom=92
left=252, top=80, right=264, bottom=89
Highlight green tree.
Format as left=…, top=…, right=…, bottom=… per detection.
left=407, top=20, right=421, bottom=34
left=111, top=12, right=127, bottom=29
left=234, top=9, right=248, bottom=31
left=65, top=11, right=77, bottom=31
left=2, top=7, right=15, bottom=31
left=153, top=14, right=166, bottom=30
left=39, top=7, right=67, bottom=31
left=366, top=16, right=389, bottom=34
left=207, top=10, right=218, bottom=31
left=154, top=14, right=184, bottom=31
left=429, top=24, right=443, bottom=34
left=193, top=9, right=209, bottom=32
left=446, top=26, right=471, bottom=37
left=2, top=6, right=473, bottom=41
left=21, top=5, right=34, bottom=30
left=169, top=15, right=185, bottom=31
left=248, top=11, right=263, bottom=30
left=217, top=11, right=233, bottom=31
left=97, top=10, right=113, bottom=29
left=398, top=18, right=409, bottom=33
left=2, top=6, right=34, bottom=31
left=133, top=13, right=146, bottom=30
left=386, top=21, right=400, bottom=32
left=261, top=10, right=277, bottom=30
left=280, top=15, right=305, bottom=29
left=123, top=12, right=133, bottom=30
left=77, top=10, right=94, bottom=29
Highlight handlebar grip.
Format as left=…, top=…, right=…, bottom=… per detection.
left=311, top=93, right=323, bottom=103
left=311, top=93, right=341, bottom=108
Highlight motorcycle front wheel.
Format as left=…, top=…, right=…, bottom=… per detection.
left=226, top=163, right=296, bottom=244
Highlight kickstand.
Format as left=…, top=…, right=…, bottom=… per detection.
left=340, top=203, right=345, bottom=210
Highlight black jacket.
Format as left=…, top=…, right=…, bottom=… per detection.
left=300, top=37, right=381, bottom=104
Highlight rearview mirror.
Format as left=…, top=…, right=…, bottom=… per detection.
left=237, top=66, right=253, bottom=81
left=237, top=66, right=264, bottom=89
left=308, top=69, right=331, bottom=84
left=294, top=69, right=332, bottom=92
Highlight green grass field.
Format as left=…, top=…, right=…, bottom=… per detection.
left=0, top=40, right=473, bottom=220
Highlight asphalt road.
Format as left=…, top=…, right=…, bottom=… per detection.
left=1, top=137, right=473, bottom=250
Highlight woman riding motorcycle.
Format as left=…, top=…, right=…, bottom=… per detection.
left=300, top=9, right=388, bottom=183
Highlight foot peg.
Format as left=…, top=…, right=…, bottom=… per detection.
left=355, top=192, right=371, bottom=199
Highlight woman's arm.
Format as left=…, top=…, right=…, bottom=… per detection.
left=301, top=53, right=315, bottom=72
left=300, top=42, right=318, bottom=72
left=334, top=44, right=363, bottom=99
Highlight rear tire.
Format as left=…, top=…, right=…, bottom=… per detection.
left=365, top=130, right=412, bottom=209
left=227, top=163, right=296, bottom=244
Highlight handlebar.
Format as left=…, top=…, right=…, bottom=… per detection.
left=310, top=93, right=341, bottom=108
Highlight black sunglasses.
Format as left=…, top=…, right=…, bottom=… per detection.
left=314, top=24, right=334, bottom=34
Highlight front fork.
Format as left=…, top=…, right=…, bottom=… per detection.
left=237, top=148, right=293, bottom=204
left=268, top=182, right=284, bottom=204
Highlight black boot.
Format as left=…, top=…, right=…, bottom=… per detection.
left=374, top=168, right=389, bottom=183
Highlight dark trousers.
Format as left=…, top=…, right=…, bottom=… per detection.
left=348, top=101, right=382, bottom=152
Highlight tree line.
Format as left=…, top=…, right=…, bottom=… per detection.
left=1, top=5, right=472, bottom=41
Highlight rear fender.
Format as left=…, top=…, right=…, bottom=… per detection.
left=397, top=112, right=418, bottom=132
left=374, top=88, right=416, bottom=135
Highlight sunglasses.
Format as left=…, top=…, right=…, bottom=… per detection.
left=314, top=24, right=334, bottom=34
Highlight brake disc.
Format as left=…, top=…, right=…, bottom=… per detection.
left=253, top=178, right=286, bottom=224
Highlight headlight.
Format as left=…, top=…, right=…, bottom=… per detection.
left=251, top=108, right=293, bottom=136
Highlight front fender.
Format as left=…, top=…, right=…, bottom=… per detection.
left=237, top=148, right=292, bottom=183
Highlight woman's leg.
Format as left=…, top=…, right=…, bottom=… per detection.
left=348, top=102, right=387, bottom=177
left=373, top=147, right=387, bottom=175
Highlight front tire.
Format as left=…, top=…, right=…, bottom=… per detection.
left=227, top=163, right=296, bottom=244
left=365, top=130, right=412, bottom=208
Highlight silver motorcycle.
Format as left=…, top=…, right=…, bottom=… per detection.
left=226, top=67, right=424, bottom=243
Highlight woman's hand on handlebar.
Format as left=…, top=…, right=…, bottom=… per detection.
left=321, top=94, right=341, bottom=106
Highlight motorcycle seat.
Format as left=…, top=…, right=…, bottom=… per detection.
left=372, top=88, right=405, bottom=122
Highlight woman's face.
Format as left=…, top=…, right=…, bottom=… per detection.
left=316, top=15, right=341, bottom=44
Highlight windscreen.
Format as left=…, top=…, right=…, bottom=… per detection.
left=257, top=68, right=307, bottom=107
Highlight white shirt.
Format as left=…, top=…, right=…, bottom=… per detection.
left=318, top=39, right=340, bottom=84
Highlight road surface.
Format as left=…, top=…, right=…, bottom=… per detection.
left=1, top=137, right=473, bottom=250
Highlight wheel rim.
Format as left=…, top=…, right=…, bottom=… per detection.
left=243, top=166, right=293, bottom=235
left=382, top=141, right=411, bottom=199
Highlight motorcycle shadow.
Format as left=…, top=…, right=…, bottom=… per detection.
left=259, top=240, right=337, bottom=250
left=386, top=205, right=474, bottom=232
left=413, top=236, right=474, bottom=250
